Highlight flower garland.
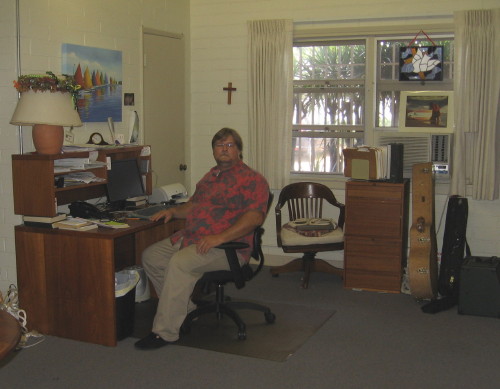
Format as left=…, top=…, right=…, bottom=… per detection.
left=13, top=71, right=81, bottom=109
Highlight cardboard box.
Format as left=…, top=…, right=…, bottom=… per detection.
left=343, top=148, right=378, bottom=180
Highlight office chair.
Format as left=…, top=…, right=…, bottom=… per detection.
left=181, top=195, right=276, bottom=340
left=272, top=182, right=344, bottom=288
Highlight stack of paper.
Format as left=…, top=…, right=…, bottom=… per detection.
left=23, top=213, right=67, bottom=228
left=53, top=151, right=105, bottom=172
left=90, top=220, right=130, bottom=229
left=53, top=217, right=97, bottom=231
left=61, top=172, right=106, bottom=186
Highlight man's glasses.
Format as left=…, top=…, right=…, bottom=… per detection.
left=215, top=143, right=236, bottom=149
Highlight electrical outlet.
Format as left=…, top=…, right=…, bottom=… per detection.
left=65, top=131, right=74, bottom=143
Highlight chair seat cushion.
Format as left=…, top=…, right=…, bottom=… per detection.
left=281, top=224, right=344, bottom=246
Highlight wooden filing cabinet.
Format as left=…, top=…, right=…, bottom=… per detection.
left=344, top=180, right=409, bottom=293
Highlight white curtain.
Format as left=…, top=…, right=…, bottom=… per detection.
left=247, top=19, right=293, bottom=190
left=451, top=9, right=500, bottom=200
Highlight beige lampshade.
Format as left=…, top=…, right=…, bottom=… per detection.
left=10, top=90, right=82, bottom=127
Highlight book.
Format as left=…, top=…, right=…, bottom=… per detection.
left=57, top=223, right=98, bottom=231
left=125, top=199, right=147, bottom=207
left=289, top=218, right=337, bottom=231
left=53, top=217, right=93, bottom=229
left=23, top=221, right=58, bottom=229
left=23, top=213, right=67, bottom=223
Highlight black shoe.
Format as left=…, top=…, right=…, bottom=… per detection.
left=135, top=333, right=170, bottom=350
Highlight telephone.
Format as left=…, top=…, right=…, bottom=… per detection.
left=69, top=201, right=107, bottom=219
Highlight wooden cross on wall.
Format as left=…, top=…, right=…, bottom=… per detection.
left=223, top=82, right=237, bottom=104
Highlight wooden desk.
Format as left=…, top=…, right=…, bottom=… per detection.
left=0, top=309, right=21, bottom=360
left=14, top=219, right=183, bottom=346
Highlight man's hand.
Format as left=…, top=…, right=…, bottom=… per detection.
left=149, top=201, right=194, bottom=223
left=196, top=209, right=265, bottom=255
left=150, top=208, right=174, bottom=223
left=196, top=235, right=225, bottom=255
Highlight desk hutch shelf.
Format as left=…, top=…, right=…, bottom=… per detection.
left=12, top=145, right=152, bottom=217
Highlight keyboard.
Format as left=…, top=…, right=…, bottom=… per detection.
left=129, top=204, right=169, bottom=219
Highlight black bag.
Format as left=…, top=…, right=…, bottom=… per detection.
left=422, top=195, right=470, bottom=313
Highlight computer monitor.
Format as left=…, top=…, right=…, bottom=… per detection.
left=106, top=158, right=145, bottom=206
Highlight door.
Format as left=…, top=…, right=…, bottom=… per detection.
left=143, top=31, right=186, bottom=187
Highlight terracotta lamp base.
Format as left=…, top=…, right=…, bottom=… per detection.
left=32, top=124, right=64, bottom=155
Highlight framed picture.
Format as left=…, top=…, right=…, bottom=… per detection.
left=62, top=43, right=123, bottom=123
left=399, top=91, right=454, bottom=133
left=124, top=93, right=135, bottom=106
left=399, top=46, right=443, bottom=81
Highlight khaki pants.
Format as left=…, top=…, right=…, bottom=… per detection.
left=141, top=238, right=230, bottom=342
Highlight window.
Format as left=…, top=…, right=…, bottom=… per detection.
left=292, top=36, right=454, bottom=175
left=376, top=38, right=454, bottom=128
left=293, top=41, right=365, bottom=174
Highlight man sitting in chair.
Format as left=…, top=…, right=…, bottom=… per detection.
left=135, top=128, right=269, bottom=350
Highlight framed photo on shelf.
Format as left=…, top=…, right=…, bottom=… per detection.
left=399, top=91, right=454, bottom=133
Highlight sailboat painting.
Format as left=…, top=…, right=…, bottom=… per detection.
left=62, top=43, right=122, bottom=122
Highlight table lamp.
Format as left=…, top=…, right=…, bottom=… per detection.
left=10, top=90, right=82, bottom=154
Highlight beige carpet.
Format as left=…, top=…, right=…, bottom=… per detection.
left=133, top=299, right=335, bottom=362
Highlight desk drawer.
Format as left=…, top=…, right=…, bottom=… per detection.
left=344, top=269, right=402, bottom=293
left=345, top=236, right=402, bottom=273
left=344, top=236, right=403, bottom=292
left=346, top=181, right=405, bottom=201
left=346, top=200, right=403, bottom=237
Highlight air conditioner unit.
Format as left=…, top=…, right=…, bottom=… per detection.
left=375, top=132, right=453, bottom=180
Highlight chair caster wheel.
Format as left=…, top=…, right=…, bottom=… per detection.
left=264, top=312, right=276, bottom=324
left=238, top=332, right=247, bottom=340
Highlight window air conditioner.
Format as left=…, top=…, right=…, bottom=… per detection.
left=375, top=132, right=453, bottom=180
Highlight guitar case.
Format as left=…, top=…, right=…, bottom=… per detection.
left=409, top=162, right=438, bottom=300
left=421, top=195, right=470, bottom=313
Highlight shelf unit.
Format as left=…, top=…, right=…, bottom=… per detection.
left=344, top=180, right=410, bottom=293
left=12, top=145, right=152, bottom=217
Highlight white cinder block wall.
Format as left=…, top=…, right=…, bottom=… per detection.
left=188, top=0, right=500, bottom=266
left=1, top=0, right=498, bottom=292
left=0, top=0, right=189, bottom=293
left=0, top=0, right=21, bottom=292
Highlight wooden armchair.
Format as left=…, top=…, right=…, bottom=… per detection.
left=271, top=182, right=345, bottom=288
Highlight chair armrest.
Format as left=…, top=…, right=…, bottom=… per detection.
left=275, top=207, right=283, bottom=247
left=217, top=241, right=249, bottom=250
left=337, top=203, right=345, bottom=229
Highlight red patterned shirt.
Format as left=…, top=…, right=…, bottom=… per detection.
left=170, top=160, right=269, bottom=262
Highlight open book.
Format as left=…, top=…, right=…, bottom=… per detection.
left=288, top=218, right=337, bottom=231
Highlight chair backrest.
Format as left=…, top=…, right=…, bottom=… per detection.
left=248, top=192, right=274, bottom=272
left=275, top=182, right=345, bottom=247
left=276, top=181, right=344, bottom=220
left=215, top=192, right=273, bottom=289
